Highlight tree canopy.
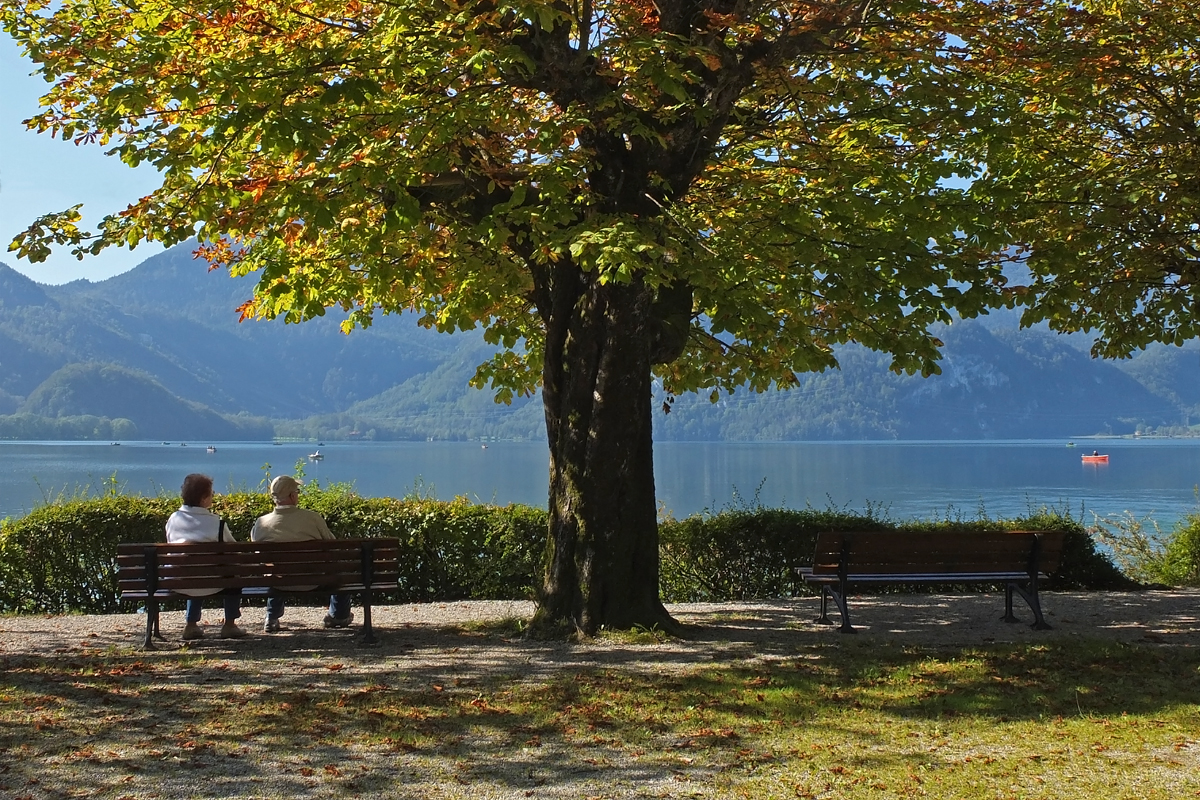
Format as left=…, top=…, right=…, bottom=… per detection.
left=956, top=0, right=1200, bottom=358
left=4, top=0, right=1195, bottom=632
left=5, top=0, right=1024, bottom=389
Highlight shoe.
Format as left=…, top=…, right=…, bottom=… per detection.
left=264, top=617, right=282, bottom=633
left=323, top=612, right=354, bottom=629
left=182, top=622, right=203, bottom=640
left=220, top=621, right=248, bottom=639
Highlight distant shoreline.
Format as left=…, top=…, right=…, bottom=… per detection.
left=5, top=433, right=1200, bottom=443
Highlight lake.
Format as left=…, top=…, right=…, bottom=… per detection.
left=2, top=439, right=1199, bottom=528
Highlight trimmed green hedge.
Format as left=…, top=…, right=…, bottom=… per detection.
left=657, top=507, right=1133, bottom=602
left=302, top=490, right=547, bottom=603
left=0, top=491, right=1132, bottom=615
left=0, top=495, right=179, bottom=614
left=0, top=489, right=546, bottom=614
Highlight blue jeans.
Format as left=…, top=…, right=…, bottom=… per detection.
left=185, top=592, right=242, bottom=623
left=266, top=593, right=350, bottom=620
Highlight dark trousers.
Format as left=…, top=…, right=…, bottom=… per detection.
left=266, top=593, right=350, bottom=620
left=185, top=591, right=242, bottom=622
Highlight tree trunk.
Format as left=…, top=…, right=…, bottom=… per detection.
left=532, top=269, right=679, bottom=636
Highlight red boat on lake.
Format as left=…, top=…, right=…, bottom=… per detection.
left=1081, top=453, right=1109, bottom=463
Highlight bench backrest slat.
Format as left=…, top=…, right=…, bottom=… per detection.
left=809, top=531, right=1064, bottom=576
left=116, top=538, right=401, bottom=594
left=116, top=554, right=400, bottom=572
left=117, top=540, right=400, bottom=556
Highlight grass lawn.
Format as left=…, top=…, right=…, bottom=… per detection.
left=1, top=622, right=1198, bottom=799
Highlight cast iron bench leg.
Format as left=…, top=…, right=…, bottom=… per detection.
left=1002, top=583, right=1020, bottom=623
left=1010, top=581, right=1052, bottom=630
left=361, top=595, right=376, bottom=645
left=814, top=587, right=835, bottom=625
left=143, top=600, right=158, bottom=650
left=830, top=585, right=855, bottom=634
left=359, top=542, right=378, bottom=645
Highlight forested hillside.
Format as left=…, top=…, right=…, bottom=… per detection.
left=0, top=244, right=1196, bottom=441
left=0, top=246, right=484, bottom=437
left=653, top=323, right=1184, bottom=441
left=18, top=362, right=272, bottom=440
left=40, top=248, right=465, bottom=416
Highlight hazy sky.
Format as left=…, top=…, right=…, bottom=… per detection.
left=1, top=34, right=167, bottom=285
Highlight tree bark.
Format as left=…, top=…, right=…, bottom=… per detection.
left=532, top=267, right=679, bottom=636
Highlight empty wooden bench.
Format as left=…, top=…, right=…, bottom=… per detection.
left=117, top=538, right=401, bottom=648
left=799, top=530, right=1065, bottom=633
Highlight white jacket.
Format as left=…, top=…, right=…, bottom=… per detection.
left=165, top=505, right=235, bottom=595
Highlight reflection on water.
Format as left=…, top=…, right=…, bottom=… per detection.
left=2, top=439, right=1199, bottom=527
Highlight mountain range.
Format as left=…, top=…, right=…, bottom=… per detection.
left=0, top=244, right=1196, bottom=441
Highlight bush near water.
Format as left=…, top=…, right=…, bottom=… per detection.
left=1091, top=510, right=1200, bottom=589
left=0, top=486, right=1143, bottom=615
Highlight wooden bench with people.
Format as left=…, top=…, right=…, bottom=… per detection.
left=799, top=529, right=1065, bottom=633
left=117, top=537, right=401, bottom=648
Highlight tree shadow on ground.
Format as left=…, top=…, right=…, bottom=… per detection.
left=4, top=599, right=1200, bottom=799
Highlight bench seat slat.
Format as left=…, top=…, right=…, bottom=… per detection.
left=118, top=574, right=402, bottom=591
left=811, top=563, right=1036, bottom=575
left=119, top=571, right=392, bottom=592
left=115, top=553, right=403, bottom=571
left=118, top=567, right=400, bottom=584
left=118, top=565, right=401, bottom=584
left=139, top=560, right=392, bottom=576
left=802, top=571, right=1039, bottom=582
left=119, top=582, right=401, bottom=601
left=118, top=555, right=398, bottom=569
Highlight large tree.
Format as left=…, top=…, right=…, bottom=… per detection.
left=3, top=0, right=1106, bottom=633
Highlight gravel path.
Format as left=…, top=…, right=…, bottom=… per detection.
left=3, top=590, right=1199, bottom=662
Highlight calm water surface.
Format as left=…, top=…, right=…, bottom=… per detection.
left=2, top=439, right=1199, bottom=527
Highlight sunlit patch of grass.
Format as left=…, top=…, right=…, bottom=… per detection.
left=700, top=611, right=763, bottom=624
left=595, top=623, right=676, bottom=645
left=2, top=640, right=1199, bottom=798
left=455, top=615, right=529, bottom=638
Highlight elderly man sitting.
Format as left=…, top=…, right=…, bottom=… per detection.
left=251, top=475, right=353, bottom=633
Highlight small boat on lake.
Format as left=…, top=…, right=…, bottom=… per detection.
left=206, top=446, right=216, bottom=453
left=308, top=450, right=324, bottom=460
left=1081, top=453, right=1109, bottom=463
